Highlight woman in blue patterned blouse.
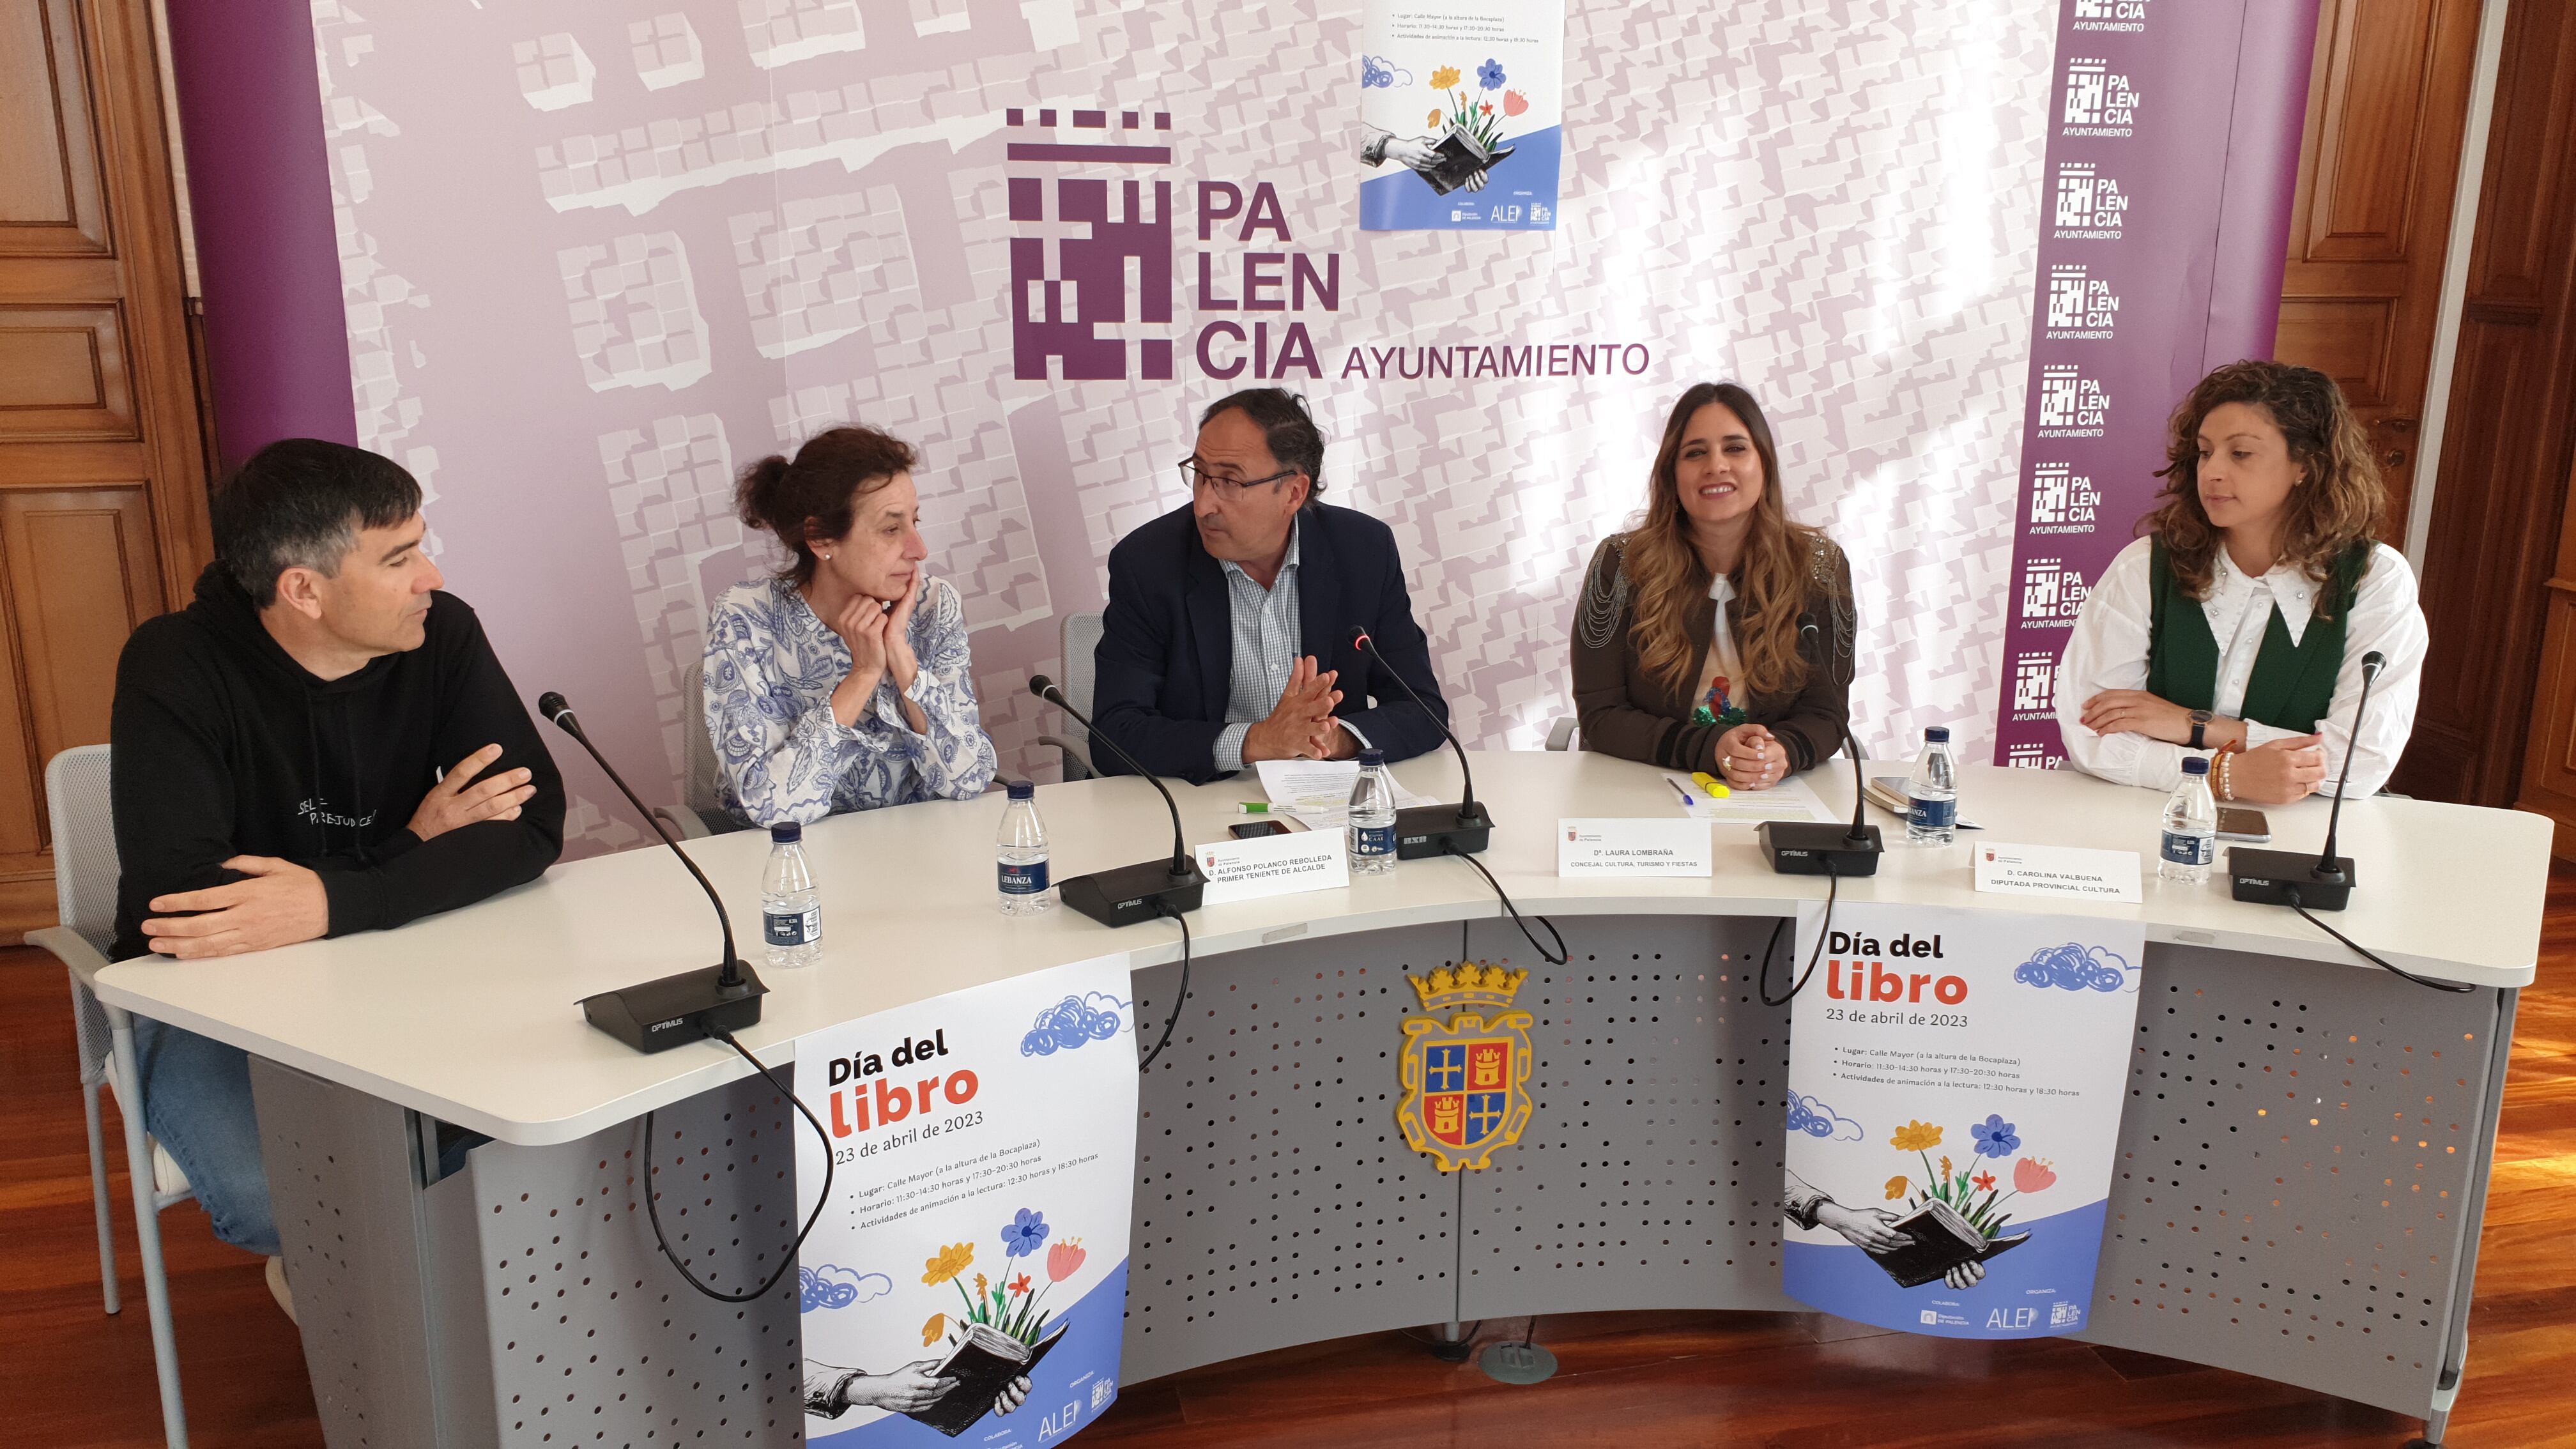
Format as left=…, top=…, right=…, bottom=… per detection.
left=704, top=425, right=999, bottom=827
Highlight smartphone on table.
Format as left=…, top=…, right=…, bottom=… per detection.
left=1230, top=820, right=1293, bottom=839
left=2215, top=807, right=2270, bottom=843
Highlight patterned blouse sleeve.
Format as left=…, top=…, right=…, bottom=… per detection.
left=703, top=594, right=901, bottom=827
left=897, top=577, right=1000, bottom=801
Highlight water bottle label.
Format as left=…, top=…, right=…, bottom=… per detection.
left=998, top=859, right=1050, bottom=895
left=2159, top=831, right=2214, bottom=866
left=1351, top=825, right=1397, bottom=857
left=763, top=905, right=820, bottom=947
left=1908, top=795, right=1956, bottom=830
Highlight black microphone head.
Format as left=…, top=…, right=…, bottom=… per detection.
left=1349, top=625, right=1372, bottom=651
left=537, top=691, right=573, bottom=727
left=2362, top=650, right=2386, bottom=676
left=1028, top=675, right=1056, bottom=700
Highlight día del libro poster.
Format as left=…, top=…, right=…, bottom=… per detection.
left=1781, top=903, right=2144, bottom=1338
left=794, top=954, right=1140, bottom=1446
left=1357, top=0, right=1565, bottom=230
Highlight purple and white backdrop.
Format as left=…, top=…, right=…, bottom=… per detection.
left=163, top=0, right=2315, bottom=854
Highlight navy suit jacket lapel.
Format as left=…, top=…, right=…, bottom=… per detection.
left=1296, top=510, right=1346, bottom=698
left=1183, top=522, right=1232, bottom=724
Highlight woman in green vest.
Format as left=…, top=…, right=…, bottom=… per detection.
left=2056, top=360, right=2426, bottom=804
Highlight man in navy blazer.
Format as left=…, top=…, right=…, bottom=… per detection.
left=1091, top=388, right=1452, bottom=785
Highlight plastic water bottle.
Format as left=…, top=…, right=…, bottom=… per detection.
left=2159, top=756, right=2218, bottom=885
left=1347, top=749, right=1399, bottom=875
left=1906, top=726, right=1958, bottom=845
left=996, top=780, right=1054, bottom=916
left=761, top=822, right=821, bottom=969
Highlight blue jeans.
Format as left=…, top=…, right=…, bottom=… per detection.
left=132, top=1017, right=280, bottom=1257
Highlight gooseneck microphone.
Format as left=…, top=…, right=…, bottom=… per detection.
left=2228, top=649, right=2386, bottom=911
left=1028, top=677, right=1206, bottom=927
left=1347, top=626, right=1492, bottom=858
left=1758, top=617, right=1882, bottom=875
left=539, top=691, right=766, bottom=1050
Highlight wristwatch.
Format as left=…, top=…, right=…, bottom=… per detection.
left=2188, top=709, right=2212, bottom=751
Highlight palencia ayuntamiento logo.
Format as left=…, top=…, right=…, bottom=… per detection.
left=1000, top=105, right=1650, bottom=385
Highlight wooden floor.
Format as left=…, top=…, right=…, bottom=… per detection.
left=7, top=870, right=2574, bottom=1449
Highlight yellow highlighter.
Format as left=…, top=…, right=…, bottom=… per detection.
left=1690, top=770, right=1731, bottom=799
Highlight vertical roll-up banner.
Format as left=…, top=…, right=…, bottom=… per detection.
left=1781, top=903, right=2145, bottom=1338
left=794, top=955, right=1138, bottom=1447
left=1993, top=0, right=2321, bottom=765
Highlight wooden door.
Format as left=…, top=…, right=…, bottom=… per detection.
left=2275, top=0, right=2485, bottom=541
left=0, top=0, right=210, bottom=938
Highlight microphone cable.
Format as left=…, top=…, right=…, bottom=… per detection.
left=2282, top=887, right=2475, bottom=995
left=1138, top=904, right=1193, bottom=1073
left=1441, top=840, right=1568, bottom=965
left=641, top=1028, right=836, bottom=1303
left=1758, top=861, right=1840, bottom=1007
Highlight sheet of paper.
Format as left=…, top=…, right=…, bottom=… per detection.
left=1666, top=769, right=1832, bottom=824
left=1254, top=756, right=1436, bottom=826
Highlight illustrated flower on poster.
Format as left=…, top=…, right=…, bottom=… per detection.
left=1476, top=58, right=1506, bottom=89
left=1889, top=1119, right=1943, bottom=1151
left=1973, top=1170, right=1997, bottom=1192
left=1429, top=64, right=1461, bottom=89
left=1883, top=1176, right=1908, bottom=1200
left=1503, top=90, right=1529, bottom=117
left=1002, top=1208, right=1051, bottom=1257
left=2012, top=942, right=2134, bottom=993
left=1427, top=108, right=1443, bottom=128
left=2014, top=1157, right=2058, bottom=1192
left=922, top=1242, right=975, bottom=1287
left=1971, top=1114, right=2021, bottom=1158
left=799, top=1264, right=892, bottom=1312
left=1787, top=1091, right=1863, bottom=1142
left=1415, top=55, right=1530, bottom=182
left=936, top=1209, right=1083, bottom=1350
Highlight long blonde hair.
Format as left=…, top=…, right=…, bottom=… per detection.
left=1623, top=383, right=1827, bottom=700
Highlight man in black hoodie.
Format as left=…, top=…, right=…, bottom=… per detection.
left=110, top=439, right=565, bottom=1301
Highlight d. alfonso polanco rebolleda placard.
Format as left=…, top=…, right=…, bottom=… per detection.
left=1780, top=904, right=2143, bottom=1339
left=793, top=954, right=1140, bottom=1446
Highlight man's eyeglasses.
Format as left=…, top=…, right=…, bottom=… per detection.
left=1178, top=457, right=1300, bottom=499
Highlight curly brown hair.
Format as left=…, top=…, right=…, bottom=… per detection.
left=736, top=425, right=918, bottom=587
left=2140, top=360, right=2383, bottom=612
left=1623, top=382, right=1830, bottom=700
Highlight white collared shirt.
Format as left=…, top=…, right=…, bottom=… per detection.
left=2054, top=536, right=2427, bottom=796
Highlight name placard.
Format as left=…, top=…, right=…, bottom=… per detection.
left=1972, top=841, right=2142, bottom=903
left=1195, top=829, right=1350, bottom=905
left=1557, top=818, right=1713, bottom=877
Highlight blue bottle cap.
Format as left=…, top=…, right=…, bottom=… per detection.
left=770, top=822, right=802, bottom=843
left=2181, top=756, right=2209, bottom=775
left=1006, top=780, right=1035, bottom=800
left=1924, top=726, right=1951, bottom=743
left=1359, top=749, right=1386, bottom=766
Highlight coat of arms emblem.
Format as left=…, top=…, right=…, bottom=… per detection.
left=1397, top=962, right=1534, bottom=1171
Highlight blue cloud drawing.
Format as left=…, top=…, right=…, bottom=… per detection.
left=1022, top=993, right=1124, bottom=1055
left=1359, top=54, right=1411, bottom=88
left=1786, top=1092, right=1863, bottom=1142
left=2012, top=943, right=2135, bottom=993
left=799, top=1264, right=891, bottom=1312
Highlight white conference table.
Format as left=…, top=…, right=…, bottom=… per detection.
left=95, top=750, right=2549, bottom=1448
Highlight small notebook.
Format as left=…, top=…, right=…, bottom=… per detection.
left=1865, top=1197, right=2029, bottom=1289
left=905, top=1321, right=1069, bottom=1438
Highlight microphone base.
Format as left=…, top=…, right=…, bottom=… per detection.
left=1757, top=821, right=1883, bottom=877
left=1061, top=859, right=1208, bottom=929
left=2228, top=848, right=2355, bottom=910
left=1395, top=803, right=1491, bottom=860
left=581, top=960, right=768, bottom=1054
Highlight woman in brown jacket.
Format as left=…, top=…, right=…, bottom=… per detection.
left=1569, top=382, right=1854, bottom=788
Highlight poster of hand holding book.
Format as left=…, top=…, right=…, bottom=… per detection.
left=795, top=956, right=1140, bottom=1446
left=1781, top=904, right=2144, bottom=1338
left=1357, top=0, right=1565, bottom=229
